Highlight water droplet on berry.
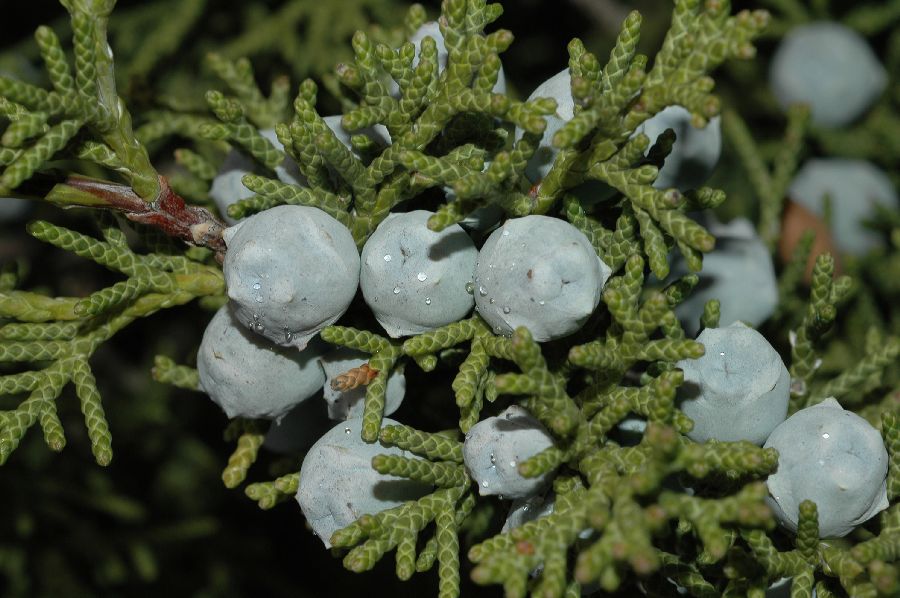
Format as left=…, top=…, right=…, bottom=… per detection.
left=252, top=282, right=261, bottom=290
left=465, top=282, right=475, bottom=294
left=482, top=480, right=489, bottom=488
left=538, top=300, right=545, bottom=306
left=417, top=272, right=428, bottom=281
left=383, top=254, right=392, bottom=262
left=503, top=306, right=510, bottom=314
left=490, top=453, right=496, bottom=465
left=425, top=297, right=432, bottom=305
left=478, top=286, right=488, bottom=296
left=502, top=230, right=510, bottom=237
left=392, top=287, right=400, bottom=294
left=344, top=427, right=351, bottom=434
left=509, top=460, right=516, bottom=468
left=489, top=298, right=495, bottom=304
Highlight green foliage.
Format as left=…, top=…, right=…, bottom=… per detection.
left=2, top=0, right=899, bottom=597
left=330, top=426, right=472, bottom=598
left=0, top=217, right=223, bottom=466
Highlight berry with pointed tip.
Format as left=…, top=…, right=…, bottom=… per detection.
left=789, top=158, right=897, bottom=255
left=463, top=405, right=556, bottom=499
left=197, top=305, right=326, bottom=421
left=360, top=210, right=477, bottom=337
left=319, top=348, right=406, bottom=420
left=677, top=321, right=790, bottom=445
left=474, top=215, right=611, bottom=341
left=296, top=417, right=429, bottom=547
left=764, top=398, right=889, bottom=538
left=223, top=204, right=360, bottom=349
left=634, top=105, right=722, bottom=191
left=672, top=217, right=777, bottom=336
left=770, top=22, right=886, bottom=127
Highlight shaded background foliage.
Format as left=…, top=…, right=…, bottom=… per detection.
left=0, top=0, right=897, bottom=596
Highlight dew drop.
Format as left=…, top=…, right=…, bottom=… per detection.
left=283, top=328, right=293, bottom=343
left=425, top=297, right=432, bottom=305
left=252, top=282, right=261, bottom=290
left=482, top=480, right=489, bottom=488
left=383, top=254, right=392, bottom=262
left=344, top=427, right=352, bottom=434
left=538, top=300, right=545, bottom=306
left=822, top=433, right=830, bottom=439
left=478, top=286, right=488, bottom=297
left=465, top=281, right=475, bottom=294
left=417, top=272, right=428, bottom=281
left=490, top=453, right=496, bottom=465
left=719, top=352, right=725, bottom=357
left=509, top=461, right=517, bottom=468
left=489, top=298, right=495, bottom=304
left=393, top=287, right=401, bottom=294
left=502, top=230, right=510, bottom=237
left=503, top=306, right=510, bottom=314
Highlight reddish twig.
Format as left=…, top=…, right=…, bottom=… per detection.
left=61, top=175, right=227, bottom=260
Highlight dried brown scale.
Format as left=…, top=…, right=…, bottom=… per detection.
left=331, top=363, right=379, bottom=391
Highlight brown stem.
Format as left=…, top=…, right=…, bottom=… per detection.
left=58, top=175, right=227, bottom=261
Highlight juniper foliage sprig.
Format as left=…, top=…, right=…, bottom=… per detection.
left=220, top=0, right=554, bottom=246
left=0, top=218, right=223, bottom=465
left=0, top=0, right=159, bottom=200
left=320, top=325, right=405, bottom=442
left=526, top=0, right=768, bottom=275
left=466, top=425, right=777, bottom=596
left=330, top=428, right=472, bottom=598
left=787, top=253, right=852, bottom=411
